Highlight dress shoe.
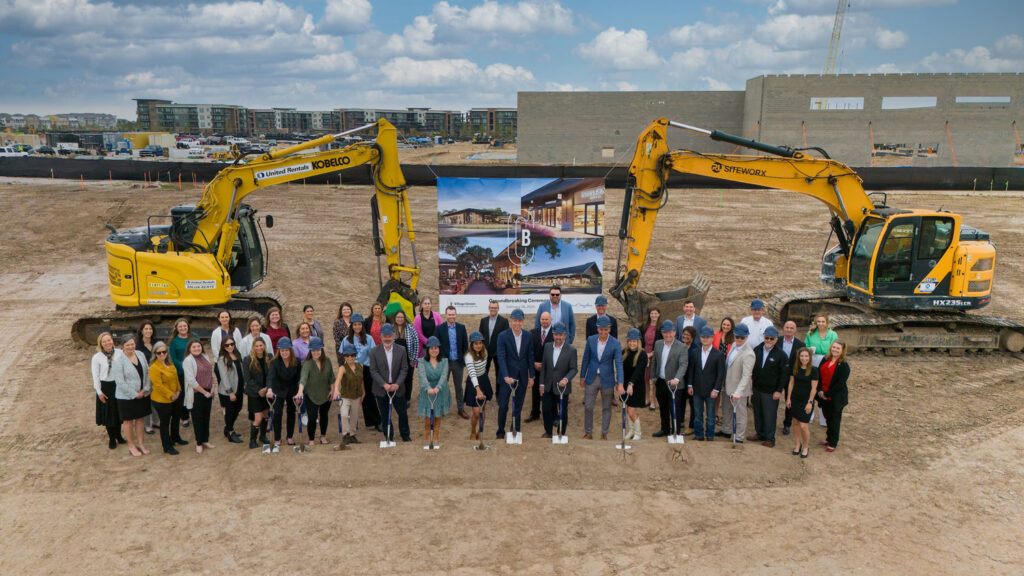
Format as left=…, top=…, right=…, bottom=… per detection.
left=525, top=415, right=539, bottom=423
left=600, top=434, right=607, bottom=440
left=496, top=431, right=506, bottom=439
left=145, top=428, right=155, bottom=435
left=108, top=438, right=117, bottom=450
left=116, top=435, right=127, bottom=444
left=541, top=433, right=552, bottom=439
left=401, top=436, right=411, bottom=442
left=459, top=410, right=470, bottom=420
left=761, top=440, right=775, bottom=448
left=705, top=437, right=713, bottom=442
left=583, top=434, right=593, bottom=439
left=164, top=446, right=180, bottom=455
left=174, top=438, right=189, bottom=446
left=652, top=430, right=668, bottom=438
left=782, top=426, right=791, bottom=435
left=715, top=432, right=730, bottom=438
left=746, top=435, right=762, bottom=442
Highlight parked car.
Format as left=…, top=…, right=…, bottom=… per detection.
left=0, top=146, right=29, bottom=158
left=32, top=145, right=57, bottom=155
left=138, top=145, right=164, bottom=158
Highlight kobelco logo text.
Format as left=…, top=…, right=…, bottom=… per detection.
left=312, top=157, right=351, bottom=170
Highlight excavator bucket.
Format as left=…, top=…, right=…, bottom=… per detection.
left=615, top=274, right=711, bottom=327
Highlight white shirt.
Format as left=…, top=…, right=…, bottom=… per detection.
left=512, top=330, right=523, bottom=354
left=552, top=343, right=562, bottom=368
left=740, top=315, right=775, bottom=348
left=681, top=316, right=695, bottom=329
left=488, top=315, right=497, bottom=341
left=701, top=345, right=712, bottom=369
left=383, top=345, right=394, bottom=380
left=549, top=302, right=562, bottom=326
left=596, top=337, right=608, bottom=374
left=727, top=344, right=741, bottom=368
left=659, top=340, right=673, bottom=379
left=91, top=351, right=113, bottom=395
left=782, top=336, right=795, bottom=357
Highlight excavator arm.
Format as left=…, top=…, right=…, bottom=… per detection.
left=181, top=118, right=418, bottom=299
left=611, top=117, right=873, bottom=325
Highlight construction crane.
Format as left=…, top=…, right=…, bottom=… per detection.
left=815, top=0, right=849, bottom=110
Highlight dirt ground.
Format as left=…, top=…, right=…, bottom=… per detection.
left=0, top=177, right=1022, bottom=575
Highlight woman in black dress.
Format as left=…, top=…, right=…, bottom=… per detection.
left=136, top=321, right=160, bottom=435
left=91, top=332, right=125, bottom=449
left=463, top=332, right=492, bottom=440
left=786, top=347, right=819, bottom=459
left=243, top=338, right=272, bottom=449
left=621, top=328, right=648, bottom=440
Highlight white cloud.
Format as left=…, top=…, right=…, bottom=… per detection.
left=432, top=0, right=576, bottom=36
left=185, top=0, right=309, bottom=33
left=282, top=52, right=358, bottom=74
left=993, top=34, right=1023, bottom=58
left=921, top=41, right=1024, bottom=73
left=667, top=22, right=740, bottom=46
left=322, top=0, right=372, bottom=33
left=701, top=76, right=731, bottom=90
left=576, top=27, right=661, bottom=70
left=769, top=0, right=956, bottom=15
left=383, top=15, right=440, bottom=57
left=754, top=14, right=833, bottom=49
left=380, top=56, right=534, bottom=89
left=544, top=82, right=587, bottom=91
left=874, top=29, right=908, bottom=50
left=615, top=81, right=638, bottom=91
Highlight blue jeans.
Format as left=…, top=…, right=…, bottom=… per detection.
left=693, top=394, right=716, bottom=439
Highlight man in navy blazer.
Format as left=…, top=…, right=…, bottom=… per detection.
left=579, top=316, right=623, bottom=440
left=535, top=285, right=575, bottom=344
left=673, top=300, right=707, bottom=336
left=584, top=294, right=619, bottom=339
left=436, top=305, right=470, bottom=418
left=687, top=325, right=726, bottom=441
left=496, top=309, right=535, bottom=439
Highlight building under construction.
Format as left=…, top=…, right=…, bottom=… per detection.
left=518, top=73, right=1024, bottom=167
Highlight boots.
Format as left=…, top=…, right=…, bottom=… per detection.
left=632, top=418, right=642, bottom=441
left=249, top=425, right=259, bottom=449
left=258, top=421, right=269, bottom=445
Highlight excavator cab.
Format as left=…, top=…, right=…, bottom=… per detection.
left=226, top=205, right=270, bottom=291
left=845, top=210, right=994, bottom=310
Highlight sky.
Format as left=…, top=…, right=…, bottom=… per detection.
left=437, top=177, right=552, bottom=212
left=524, top=238, right=601, bottom=273
left=1, top=0, right=1021, bottom=119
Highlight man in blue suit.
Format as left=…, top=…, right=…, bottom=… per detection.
left=535, top=285, right=575, bottom=344
left=674, top=300, right=707, bottom=336
left=496, top=309, right=535, bottom=439
left=579, top=316, right=623, bottom=440
left=436, top=305, right=469, bottom=419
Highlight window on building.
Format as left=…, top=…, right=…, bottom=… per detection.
left=601, top=147, right=614, bottom=158
left=881, top=96, right=937, bottom=110
left=955, top=96, right=1010, bottom=104
left=809, top=97, right=864, bottom=110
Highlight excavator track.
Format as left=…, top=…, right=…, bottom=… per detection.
left=765, top=289, right=1024, bottom=355
left=71, top=290, right=286, bottom=346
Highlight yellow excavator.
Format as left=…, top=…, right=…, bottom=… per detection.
left=73, top=119, right=420, bottom=343
left=611, top=117, right=1024, bottom=354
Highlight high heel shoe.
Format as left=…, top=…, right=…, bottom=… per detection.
left=792, top=444, right=802, bottom=455
left=800, top=451, right=809, bottom=458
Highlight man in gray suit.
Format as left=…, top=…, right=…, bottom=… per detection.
left=720, top=323, right=755, bottom=443
left=651, top=320, right=690, bottom=438
left=674, top=300, right=707, bottom=336
left=539, top=322, right=578, bottom=438
left=369, top=323, right=411, bottom=442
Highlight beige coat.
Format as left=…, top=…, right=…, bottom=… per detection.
left=723, top=343, right=755, bottom=397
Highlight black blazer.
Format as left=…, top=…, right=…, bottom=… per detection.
left=687, top=346, right=725, bottom=397
left=780, top=337, right=804, bottom=374
left=530, top=326, right=554, bottom=368
left=585, top=315, right=619, bottom=339
left=752, top=343, right=789, bottom=394
left=478, top=314, right=509, bottom=356
left=436, top=322, right=469, bottom=367
left=823, top=361, right=850, bottom=407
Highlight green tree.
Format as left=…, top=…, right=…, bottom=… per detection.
left=439, top=236, right=469, bottom=257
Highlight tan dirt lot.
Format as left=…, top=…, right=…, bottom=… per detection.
left=0, top=178, right=1022, bottom=574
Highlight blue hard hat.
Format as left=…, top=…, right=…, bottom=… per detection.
left=341, top=342, right=357, bottom=355
left=380, top=323, right=395, bottom=336
left=764, top=326, right=779, bottom=338
left=350, top=313, right=364, bottom=323
left=595, top=295, right=608, bottom=306
left=277, top=337, right=293, bottom=350
left=660, top=320, right=676, bottom=332
left=699, top=326, right=714, bottom=338
left=733, top=324, right=750, bottom=338
left=596, top=316, right=612, bottom=328
left=309, top=337, right=324, bottom=351
left=426, top=336, right=441, bottom=348
left=469, top=331, right=485, bottom=343
left=626, top=328, right=641, bottom=340
left=751, top=299, right=765, bottom=310
left=551, top=322, right=567, bottom=335
left=510, top=309, right=525, bottom=320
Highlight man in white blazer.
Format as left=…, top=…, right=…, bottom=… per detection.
left=721, top=323, right=755, bottom=443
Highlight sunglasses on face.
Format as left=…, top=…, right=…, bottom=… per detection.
left=764, top=337, right=777, bottom=341
left=225, top=343, right=235, bottom=347
left=156, top=350, right=168, bottom=355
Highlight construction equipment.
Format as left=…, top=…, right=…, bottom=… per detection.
left=73, top=119, right=420, bottom=343
left=611, top=118, right=1024, bottom=354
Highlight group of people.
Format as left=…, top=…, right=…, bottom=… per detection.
left=90, top=288, right=851, bottom=459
